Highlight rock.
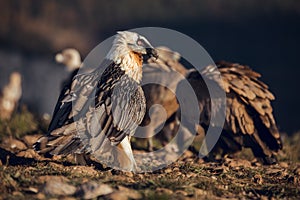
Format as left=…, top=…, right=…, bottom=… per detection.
left=279, top=162, right=289, bottom=168
left=36, top=193, right=46, bottom=200
left=173, top=167, right=180, bottom=172
left=194, top=188, right=208, bottom=196
left=75, top=181, right=113, bottom=199
left=226, top=158, right=252, bottom=168
left=22, top=134, right=41, bottom=147
left=107, top=191, right=129, bottom=200
left=12, top=191, right=23, bottom=197
left=24, top=186, right=39, bottom=194
left=175, top=190, right=188, bottom=196
left=107, top=190, right=142, bottom=200
left=253, top=174, right=263, bottom=184
left=156, top=187, right=173, bottom=195
left=265, top=168, right=283, bottom=175
left=41, top=178, right=76, bottom=196
left=295, top=166, right=300, bottom=175
left=2, top=138, right=27, bottom=151
left=48, top=162, right=65, bottom=170
left=117, top=186, right=142, bottom=199
left=182, top=150, right=194, bottom=159
left=17, top=149, right=41, bottom=159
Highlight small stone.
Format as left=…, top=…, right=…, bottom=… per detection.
left=22, top=134, right=41, bottom=147
left=108, top=189, right=142, bottom=200
left=173, top=167, right=180, bottom=172
left=42, top=179, right=76, bottom=196
left=76, top=181, right=113, bottom=199
left=107, top=191, right=128, bottom=200
left=175, top=190, right=188, bottom=196
left=60, top=197, right=77, bottom=200
left=295, top=167, right=300, bottom=175
left=156, top=187, right=173, bottom=195
left=261, top=195, right=268, bottom=200
left=279, top=162, right=289, bottom=168
left=186, top=172, right=197, bottom=178
left=2, top=138, right=27, bottom=151
left=36, top=193, right=46, bottom=200
left=123, top=171, right=133, bottom=177
left=117, top=186, right=142, bottom=199
left=227, top=158, right=252, bottom=168
left=17, top=149, right=41, bottom=159
left=12, top=191, right=23, bottom=197
left=194, top=188, right=207, bottom=196
left=25, top=186, right=39, bottom=193
left=253, top=174, right=263, bottom=184
left=183, top=150, right=194, bottom=158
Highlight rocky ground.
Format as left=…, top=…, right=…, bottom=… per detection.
left=0, top=108, right=299, bottom=199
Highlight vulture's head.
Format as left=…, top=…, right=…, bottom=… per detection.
left=9, top=72, right=22, bottom=87
left=55, top=48, right=81, bottom=71
left=106, top=31, right=158, bottom=64
left=106, top=31, right=158, bottom=83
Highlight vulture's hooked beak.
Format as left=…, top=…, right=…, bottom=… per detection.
left=145, top=48, right=158, bottom=60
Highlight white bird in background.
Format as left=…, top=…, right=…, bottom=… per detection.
left=55, top=48, right=82, bottom=72
left=0, top=72, right=22, bottom=120
left=55, top=48, right=82, bottom=92
left=34, top=31, right=158, bottom=171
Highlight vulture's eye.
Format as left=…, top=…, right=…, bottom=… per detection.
left=136, top=39, right=145, bottom=46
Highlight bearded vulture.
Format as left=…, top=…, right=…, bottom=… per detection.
left=0, top=72, right=22, bottom=120
left=34, top=31, right=158, bottom=171
left=142, top=48, right=282, bottom=164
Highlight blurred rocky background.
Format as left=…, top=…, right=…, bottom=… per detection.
left=0, top=0, right=299, bottom=134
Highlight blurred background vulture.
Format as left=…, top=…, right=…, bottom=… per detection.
left=141, top=48, right=282, bottom=164
left=0, top=72, right=22, bottom=120
left=55, top=48, right=82, bottom=89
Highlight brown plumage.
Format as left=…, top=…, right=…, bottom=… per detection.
left=137, top=47, right=187, bottom=150
left=34, top=31, right=157, bottom=171
left=0, top=72, right=22, bottom=120
left=140, top=47, right=282, bottom=164
left=185, top=61, right=282, bottom=164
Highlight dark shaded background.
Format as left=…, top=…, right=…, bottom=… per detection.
left=0, top=0, right=299, bottom=134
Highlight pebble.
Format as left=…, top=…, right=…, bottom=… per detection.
left=42, top=179, right=76, bottom=196
left=75, top=181, right=113, bottom=199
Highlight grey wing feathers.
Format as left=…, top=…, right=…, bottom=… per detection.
left=35, top=60, right=146, bottom=156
